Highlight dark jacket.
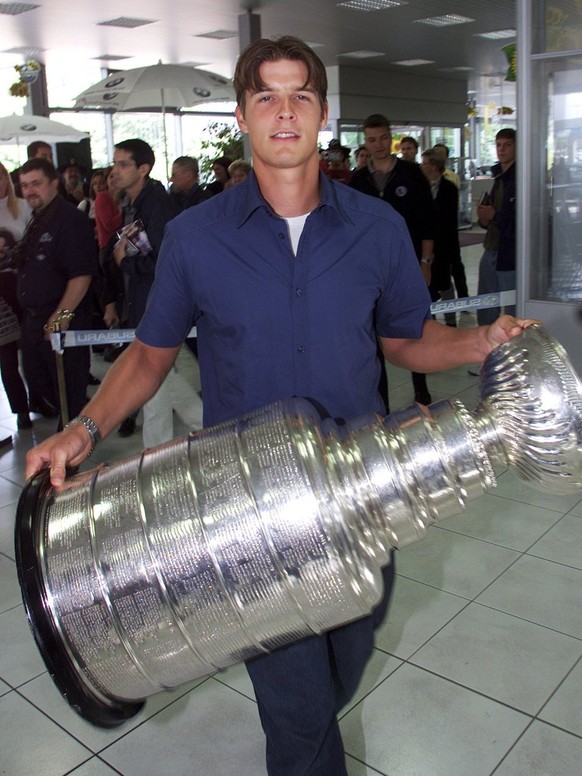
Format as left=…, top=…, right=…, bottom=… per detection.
left=350, top=158, right=436, bottom=259
left=176, top=183, right=211, bottom=211
left=431, top=176, right=461, bottom=293
left=120, top=178, right=177, bottom=326
left=16, top=195, right=97, bottom=315
left=490, top=161, right=516, bottom=272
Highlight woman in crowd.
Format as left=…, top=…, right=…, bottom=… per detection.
left=0, top=161, right=33, bottom=431
left=205, top=156, right=232, bottom=196
left=94, top=166, right=123, bottom=330
left=226, top=159, right=251, bottom=187
left=78, top=168, right=107, bottom=236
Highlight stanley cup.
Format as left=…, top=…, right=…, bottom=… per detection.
left=15, top=325, right=582, bottom=727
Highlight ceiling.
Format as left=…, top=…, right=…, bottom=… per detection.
left=0, top=0, right=517, bottom=106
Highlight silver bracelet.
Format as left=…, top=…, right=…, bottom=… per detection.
left=66, top=415, right=102, bottom=456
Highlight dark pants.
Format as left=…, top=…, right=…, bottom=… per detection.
left=0, top=340, right=29, bottom=414
left=451, top=255, right=469, bottom=299
left=21, top=310, right=90, bottom=424
left=246, top=558, right=396, bottom=775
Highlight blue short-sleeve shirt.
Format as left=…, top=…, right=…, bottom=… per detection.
left=137, top=171, right=431, bottom=425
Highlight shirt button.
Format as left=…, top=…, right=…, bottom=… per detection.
left=297, top=346, right=306, bottom=353
left=295, top=288, right=303, bottom=296
left=279, top=233, right=285, bottom=239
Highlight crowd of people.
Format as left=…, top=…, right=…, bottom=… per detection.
left=0, top=109, right=517, bottom=448
left=0, top=113, right=517, bottom=448
left=0, top=139, right=253, bottom=447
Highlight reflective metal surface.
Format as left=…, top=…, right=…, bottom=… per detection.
left=15, top=325, right=582, bottom=726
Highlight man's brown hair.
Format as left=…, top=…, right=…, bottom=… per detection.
left=20, top=157, right=58, bottom=181
left=234, top=36, right=327, bottom=112
left=362, top=114, right=391, bottom=133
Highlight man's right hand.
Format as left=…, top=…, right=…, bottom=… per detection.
left=25, top=425, right=94, bottom=490
left=476, top=203, right=495, bottom=226
left=113, top=236, right=128, bottom=266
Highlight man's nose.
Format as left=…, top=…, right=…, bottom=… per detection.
left=278, top=98, right=295, bottom=119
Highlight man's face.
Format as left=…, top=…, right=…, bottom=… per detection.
left=64, top=166, right=81, bottom=188
left=170, top=164, right=194, bottom=193
left=420, top=157, right=438, bottom=182
left=496, top=136, right=516, bottom=166
left=109, top=149, right=148, bottom=198
left=20, top=168, right=59, bottom=210
left=355, top=148, right=370, bottom=169
left=364, top=125, right=392, bottom=163
left=235, top=59, right=328, bottom=174
left=400, top=141, right=417, bottom=162
left=33, top=145, right=53, bottom=163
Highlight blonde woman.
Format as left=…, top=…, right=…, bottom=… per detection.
left=0, top=161, right=32, bottom=241
left=0, top=162, right=33, bottom=430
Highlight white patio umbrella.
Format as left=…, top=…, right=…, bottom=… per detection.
left=74, top=63, right=236, bottom=178
left=0, top=113, right=88, bottom=145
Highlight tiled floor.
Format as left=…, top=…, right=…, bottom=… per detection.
left=1, top=241, right=581, bottom=776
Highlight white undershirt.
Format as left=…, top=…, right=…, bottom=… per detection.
left=284, top=213, right=310, bottom=255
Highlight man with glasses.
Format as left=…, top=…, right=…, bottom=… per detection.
left=108, top=139, right=178, bottom=438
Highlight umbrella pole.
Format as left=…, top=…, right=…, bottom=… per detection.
left=161, top=87, right=169, bottom=185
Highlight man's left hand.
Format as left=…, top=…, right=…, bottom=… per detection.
left=480, top=314, right=539, bottom=359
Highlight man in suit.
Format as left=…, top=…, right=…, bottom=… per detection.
left=420, top=147, right=463, bottom=325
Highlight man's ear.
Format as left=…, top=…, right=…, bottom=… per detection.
left=235, top=105, right=248, bottom=135
left=320, top=100, right=329, bottom=131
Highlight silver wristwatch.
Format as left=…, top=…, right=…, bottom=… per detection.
left=66, top=415, right=101, bottom=456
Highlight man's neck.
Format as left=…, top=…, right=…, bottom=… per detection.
left=127, top=178, right=147, bottom=205
left=254, top=161, right=321, bottom=218
left=370, top=154, right=396, bottom=174
left=34, top=193, right=59, bottom=215
left=500, top=160, right=515, bottom=173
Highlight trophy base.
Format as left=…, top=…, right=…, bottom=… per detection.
left=15, top=472, right=144, bottom=728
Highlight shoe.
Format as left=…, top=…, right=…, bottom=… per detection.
left=414, top=391, right=432, bottom=406
left=0, top=435, right=13, bottom=450
left=29, top=397, right=59, bottom=418
left=118, top=417, right=136, bottom=438
left=88, top=373, right=101, bottom=386
left=17, top=412, right=32, bottom=429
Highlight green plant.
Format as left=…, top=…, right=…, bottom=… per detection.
left=199, top=122, right=244, bottom=183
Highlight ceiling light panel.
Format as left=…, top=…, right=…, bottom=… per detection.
left=3, top=45, right=45, bottom=54
left=414, top=15, right=474, bottom=27
left=98, top=17, right=157, bottom=28
left=338, top=0, right=406, bottom=12
left=392, top=58, right=434, bottom=66
left=475, top=29, right=517, bottom=40
left=93, top=54, right=132, bottom=61
left=195, top=30, right=237, bottom=40
left=0, top=2, right=39, bottom=14
left=340, top=50, right=386, bottom=59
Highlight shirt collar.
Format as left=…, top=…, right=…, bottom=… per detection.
left=236, top=169, right=352, bottom=228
